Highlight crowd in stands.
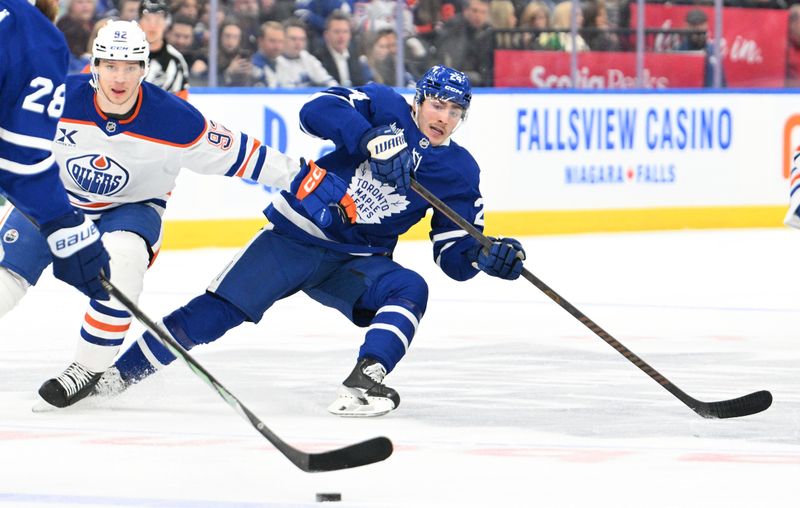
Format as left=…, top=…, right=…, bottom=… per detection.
left=55, top=0, right=800, bottom=88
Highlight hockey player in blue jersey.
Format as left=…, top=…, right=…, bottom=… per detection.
left=92, top=65, right=527, bottom=417
left=0, top=20, right=322, bottom=409
left=0, top=0, right=110, bottom=302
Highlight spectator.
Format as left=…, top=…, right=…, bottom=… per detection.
left=787, top=4, right=800, bottom=86
left=488, top=0, right=517, bottom=46
left=168, top=15, right=209, bottom=79
left=582, top=0, right=619, bottom=51
left=362, top=28, right=415, bottom=87
left=413, top=0, right=459, bottom=38
left=678, top=8, right=726, bottom=88
left=277, top=19, right=338, bottom=87
left=195, top=0, right=226, bottom=50
left=315, top=10, right=371, bottom=86
left=171, top=0, right=199, bottom=24
left=353, top=0, right=428, bottom=75
left=104, top=0, right=141, bottom=21
left=434, top=0, right=492, bottom=86
left=538, top=1, right=589, bottom=52
left=57, top=0, right=98, bottom=73
left=478, top=0, right=516, bottom=84
left=519, top=0, right=551, bottom=49
left=219, top=19, right=260, bottom=86
left=230, top=0, right=262, bottom=52
left=354, top=0, right=415, bottom=37
left=74, top=17, right=114, bottom=74
left=260, top=0, right=296, bottom=24
left=251, top=20, right=285, bottom=87
left=294, top=0, right=354, bottom=52
left=139, top=0, right=191, bottom=96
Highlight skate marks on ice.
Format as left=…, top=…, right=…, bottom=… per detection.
left=0, top=229, right=797, bottom=507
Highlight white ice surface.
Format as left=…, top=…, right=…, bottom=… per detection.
left=0, top=229, right=797, bottom=507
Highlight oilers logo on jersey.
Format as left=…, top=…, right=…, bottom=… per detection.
left=66, top=154, right=129, bottom=196
left=348, top=163, right=410, bottom=224
left=3, top=229, right=19, bottom=243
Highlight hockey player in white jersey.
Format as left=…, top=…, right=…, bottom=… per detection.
left=0, top=0, right=110, bottom=302
left=0, top=20, right=339, bottom=409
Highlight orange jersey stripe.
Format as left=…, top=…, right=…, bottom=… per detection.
left=123, top=119, right=207, bottom=148
left=71, top=200, right=115, bottom=209
left=235, top=139, right=262, bottom=178
left=84, top=313, right=131, bottom=333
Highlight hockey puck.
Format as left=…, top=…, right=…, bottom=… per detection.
left=316, top=492, right=342, bottom=502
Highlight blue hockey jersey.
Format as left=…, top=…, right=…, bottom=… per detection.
left=266, top=84, right=484, bottom=281
left=0, top=0, right=74, bottom=226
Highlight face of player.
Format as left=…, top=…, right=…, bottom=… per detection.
left=95, top=59, right=145, bottom=114
left=414, top=97, right=464, bottom=146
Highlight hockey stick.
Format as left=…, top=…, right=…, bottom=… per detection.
left=99, top=276, right=393, bottom=471
left=410, top=179, right=772, bottom=419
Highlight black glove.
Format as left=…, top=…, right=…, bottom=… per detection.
left=40, top=211, right=110, bottom=299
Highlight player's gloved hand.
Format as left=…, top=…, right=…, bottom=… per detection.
left=359, top=125, right=413, bottom=194
left=291, top=158, right=357, bottom=228
left=40, top=211, right=110, bottom=300
left=470, top=237, right=526, bottom=280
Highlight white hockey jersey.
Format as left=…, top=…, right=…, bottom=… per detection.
left=54, top=74, right=298, bottom=215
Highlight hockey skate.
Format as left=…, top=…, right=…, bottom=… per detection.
left=35, top=362, right=102, bottom=410
left=327, top=358, right=400, bottom=417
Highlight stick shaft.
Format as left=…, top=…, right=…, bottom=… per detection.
left=410, top=179, right=772, bottom=418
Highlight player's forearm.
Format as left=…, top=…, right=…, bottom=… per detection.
left=0, top=166, right=74, bottom=227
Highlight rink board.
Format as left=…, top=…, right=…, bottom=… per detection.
left=162, top=89, right=797, bottom=248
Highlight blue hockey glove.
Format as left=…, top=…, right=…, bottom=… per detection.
left=471, top=237, right=526, bottom=280
left=40, top=211, right=110, bottom=300
left=359, top=126, right=413, bottom=194
left=290, top=158, right=357, bottom=228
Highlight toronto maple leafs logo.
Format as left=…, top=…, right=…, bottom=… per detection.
left=348, top=163, right=410, bottom=224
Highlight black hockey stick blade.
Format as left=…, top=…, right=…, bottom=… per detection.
left=302, top=437, right=394, bottom=472
left=410, top=179, right=773, bottom=420
left=687, top=390, right=773, bottom=419
left=100, top=276, right=393, bottom=472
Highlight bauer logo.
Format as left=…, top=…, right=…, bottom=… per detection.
left=782, top=114, right=800, bottom=178
left=65, top=154, right=129, bottom=196
left=263, top=107, right=288, bottom=153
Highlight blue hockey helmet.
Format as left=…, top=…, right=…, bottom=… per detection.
left=414, top=66, right=472, bottom=113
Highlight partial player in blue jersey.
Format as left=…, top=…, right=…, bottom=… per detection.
left=0, top=20, right=303, bottom=410
left=92, top=66, right=527, bottom=417
left=0, top=0, right=110, bottom=301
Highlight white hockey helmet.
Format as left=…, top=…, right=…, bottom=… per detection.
left=92, top=20, right=149, bottom=67
left=90, top=20, right=150, bottom=90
